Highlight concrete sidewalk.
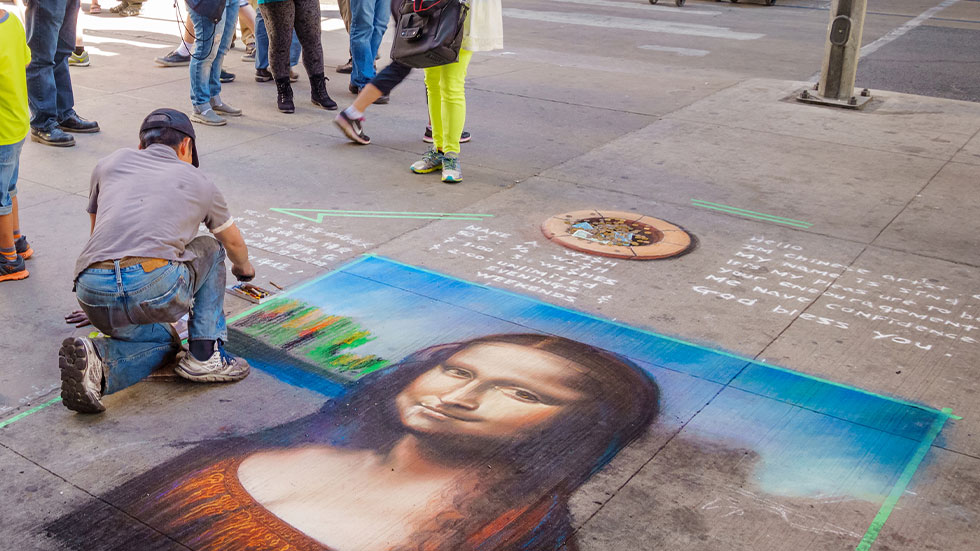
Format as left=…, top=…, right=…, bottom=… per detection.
left=1, top=3, right=978, bottom=550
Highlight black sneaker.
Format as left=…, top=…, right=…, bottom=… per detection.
left=255, top=68, right=273, bottom=82
left=0, top=254, right=28, bottom=282
left=334, top=111, right=371, bottom=145
left=155, top=49, right=190, bottom=67
left=423, top=127, right=471, bottom=144
left=374, top=94, right=389, bottom=105
left=220, top=69, right=236, bottom=83
left=58, top=113, right=100, bottom=133
left=30, top=127, right=75, bottom=147
left=15, top=235, right=33, bottom=260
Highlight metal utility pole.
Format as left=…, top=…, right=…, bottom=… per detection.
left=798, top=0, right=872, bottom=109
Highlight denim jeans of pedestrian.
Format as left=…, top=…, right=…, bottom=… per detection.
left=0, top=140, right=24, bottom=216
left=25, top=0, right=79, bottom=131
left=188, top=0, right=238, bottom=109
left=74, top=237, right=229, bottom=395
left=254, top=8, right=300, bottom=71
left=349, top=0, right=389, bottom=88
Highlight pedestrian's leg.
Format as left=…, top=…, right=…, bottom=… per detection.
left=25, top=0, right=70, bottom=131
left=423, top=66, right=445, bottom=152
left=207, top=0, right=239, bottom=102
left=349, top=0, right=376, bottom=88
left=261, top=0, right=294, bottom=80
left=438, top=49, right=472, bottom=156
left=292, top=0, right=325, bottom=78
left=0, top=141, right=22, bottom=256
left=55, top=0, right=79, bottom=121
left=254, top=8, right=267, bottom=70
left=338, top=0, right=351, bottom=33
left=369, top=0, right=388, bottom=64
left=238, top=1, right=256, bottom=46
left=188, top=10, right=219, bottom=109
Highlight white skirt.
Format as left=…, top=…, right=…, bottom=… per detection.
left=462, top=0, right=503, bottom=52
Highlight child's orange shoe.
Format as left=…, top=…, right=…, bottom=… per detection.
left=0, top=255, right=28, bottom=282
left=15, top=235, right=32, bottom=260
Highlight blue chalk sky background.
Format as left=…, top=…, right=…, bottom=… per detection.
left=241, top=256, right=942, bottom=503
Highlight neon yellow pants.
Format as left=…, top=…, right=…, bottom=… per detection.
left=423, top=49, right=473, bottom=155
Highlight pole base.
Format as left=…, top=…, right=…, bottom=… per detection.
left=796, top=88, right=872, bottom=109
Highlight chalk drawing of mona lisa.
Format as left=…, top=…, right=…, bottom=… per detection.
left=57, top=334, right=660, bottom=551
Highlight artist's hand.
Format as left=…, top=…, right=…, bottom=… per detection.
left=232, top=262, right=255, bottom=282
left=65, top=310, right=92, bottom=328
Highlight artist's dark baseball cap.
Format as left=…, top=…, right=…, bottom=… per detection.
left=139, top=108, right=199, bottom=167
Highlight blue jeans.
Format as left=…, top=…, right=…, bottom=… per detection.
left=25, top=0, right=79, bottom=131
left=188, top=0, right=238, bottom=108
left=255, top=8, right=301, bottom=71
left=349, top=0, right=389, bottom=88
left=0, top=140, right=24, bottom=216
left=74, top=237, right=228, bottom=395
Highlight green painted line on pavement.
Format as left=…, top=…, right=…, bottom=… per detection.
left=855, top=407, right=955, bottom=551
left=692, top=202, right=813, bottom=229
left=0, top=396, right=63, bottom=430
left=270, top=208, right=493, bottom=220
left=691, top=199, right=813, bottom=227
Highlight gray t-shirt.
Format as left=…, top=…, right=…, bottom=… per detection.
left=74, top=144, right=233, bottom=280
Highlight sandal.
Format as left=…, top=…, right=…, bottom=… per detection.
left=89, top=4, right=102, bottom=14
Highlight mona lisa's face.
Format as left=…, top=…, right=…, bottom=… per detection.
left=395, top=343, right=589, bottom=443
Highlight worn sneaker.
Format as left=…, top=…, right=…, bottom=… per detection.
left=334, top=111, right=370, bottom=145
left=59, top=337, right=106, bottom=413
left=15, top=235, right=33, bottom=260
left=155, top=49, right=190, bottom=67
left=210, top=98, right=242, bottom=116
left=0, top=255, right=28, bottom=282
left=175, top=342, right=250, bottom=382
left=191, top=107, right=227, bottom=126
left=441, top=152, right=462, bottom=183
left=68, top=51, right=90, bottom=67
left=220, top=69, right=236, bottom=83
left=255, top=68, right=273, bottom=82
left=336, top=58, right=352, bottom=74
left=241, top=43, right=256, bottom=62
left=423, top=127, right=471, bottom=144
left=411, top=148, right=444, bottom=174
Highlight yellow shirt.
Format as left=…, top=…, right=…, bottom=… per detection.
left=0, top=10, right=31, bottom=146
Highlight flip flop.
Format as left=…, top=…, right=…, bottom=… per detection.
left=89, top=5, right=102, bottom=13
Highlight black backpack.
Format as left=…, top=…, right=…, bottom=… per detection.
left=390, top=0, right=470, bottom=69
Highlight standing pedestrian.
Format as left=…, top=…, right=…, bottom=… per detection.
left=25, top=0, right=100, bottom=147
left=411, top=0, right=502, bottom=183
left=0, top=6, right=33, bottom=282
left=187, top=0, right=243, bottom=126
left=259, top=0, right=337, bottom=113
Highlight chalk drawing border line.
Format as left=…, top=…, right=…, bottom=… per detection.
left=269, top=208, right=495, bottom=223
left=691, top=199, right=813, bottom=229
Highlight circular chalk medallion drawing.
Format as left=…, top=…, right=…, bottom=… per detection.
left=542, top=210, right=694, bottom=260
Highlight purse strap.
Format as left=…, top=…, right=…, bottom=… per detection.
left=412, top=0, right=445, bottom=12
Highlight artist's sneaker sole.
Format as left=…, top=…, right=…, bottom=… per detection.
left=174, top=361, right=250, bottom=383
left=59, top=338, right=106, bottom=413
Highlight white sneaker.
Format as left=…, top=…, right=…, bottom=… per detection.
left=59, top=337, right=106, bottom=413
left=175, top=342, right=250, bottom=382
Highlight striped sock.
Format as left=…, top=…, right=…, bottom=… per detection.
left=1, top=246, right=16, bottom=262
left=12, top=229, right=21, bottom=239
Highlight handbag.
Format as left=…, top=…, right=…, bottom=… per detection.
left=186, top=0, right=224, bottom=23
left=390, top=0, right=470, bottom=69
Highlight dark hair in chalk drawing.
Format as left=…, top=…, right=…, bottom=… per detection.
left=318, top=333, right=661, bottom=551
left=44, top=334, right=659, bottom=551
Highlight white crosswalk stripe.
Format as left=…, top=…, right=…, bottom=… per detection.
left=503, top=9, right=765, bottom=41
